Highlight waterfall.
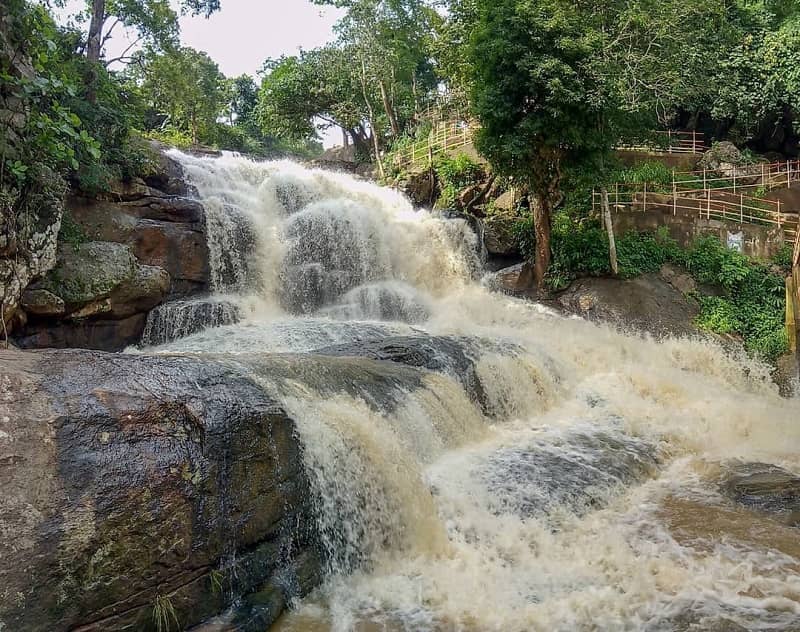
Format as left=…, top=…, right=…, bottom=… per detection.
left=135, top=152, right=800, bottom=632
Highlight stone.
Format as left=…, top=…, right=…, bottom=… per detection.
left=720, top=462, right=800, bottom=525
left=20, top=288, right=65, bottom=317
left=482, top=214, right=520, bottom=257
left=555, top=274, right=701, bottom=338
left=69, top=298, right=112, bottom=320
left=396, top=169, right=435, bottom=207
left=0, top=349, right=321, bottom=632
left=659, top=263, right=697, bottom=295
left=143, top=141, right=194, bottom=196
left=68, top=196, right=210, bottom=297
left=492, top=190, right=516, bottom=213
left=39, top=241, right=137, bottom=306
left=109, top=265, right=171, bottom=319
left=699, top=141, right=763, bottom=183
left=15, top=314, right=149, bottom=351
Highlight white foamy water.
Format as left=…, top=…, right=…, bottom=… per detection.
left=139, top=152, right=800, bottom=631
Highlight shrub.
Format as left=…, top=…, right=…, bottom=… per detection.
left=435, top=154, right=484, bottom=190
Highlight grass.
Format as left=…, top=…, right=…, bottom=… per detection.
left=152, top=593, right=179, bottom=632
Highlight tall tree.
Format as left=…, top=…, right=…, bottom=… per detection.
left=83, top=0, right=220, bottom=66
left=132, top=46, right=224, bottom=144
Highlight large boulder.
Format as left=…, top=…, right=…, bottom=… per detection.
left=720, top=462, right=800, bottom=526
left=395, top=169, right=435, bottom=207
left=16, top=242, right=171, bottom=351
left=699, top=141, right=763, bottom=183
left=481, top=214, right=520, bottom=257
left=67, top=194, right=209, bottom=297
left=0, top=349, right=320, bottom=632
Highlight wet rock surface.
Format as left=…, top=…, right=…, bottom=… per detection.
left=720, top=462, right=800, bottom=525
left=0, top=349, right=320, bottom=632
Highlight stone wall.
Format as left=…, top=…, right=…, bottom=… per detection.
left=611, top=194, right=787, bottom=260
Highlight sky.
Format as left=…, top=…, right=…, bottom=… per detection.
left=56, top=0, right=345, bottom=146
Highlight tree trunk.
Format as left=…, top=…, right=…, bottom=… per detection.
left=359, top=55, right=384, bottom=178
left=379, top=80, right=400, bottom=137
left=531, top=193, right=552, bottom=290
left=86, top=0, right=106, bottom=64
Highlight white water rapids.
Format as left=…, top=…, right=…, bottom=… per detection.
left=137, top=152, right=800, bottom=631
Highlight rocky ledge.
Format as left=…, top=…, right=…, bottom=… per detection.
left=10, top=147, right=210, bottom=351
left=0, top=349, right=320, bottom=632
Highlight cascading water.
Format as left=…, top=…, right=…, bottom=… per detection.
left=137, top=151, right=800, bottom=631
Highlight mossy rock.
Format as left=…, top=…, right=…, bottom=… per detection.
left=41, top=241, right=137, bottom=306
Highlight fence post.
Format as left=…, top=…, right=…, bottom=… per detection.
left=615, top=183, right=619, bottom=210
left=707, top=188, right=711, bottom=220
left=762, top=163, right=767, bottom=186
left=601, top=188, right=619, bottom=276
left=643, top=182, right=647, bottom=212
left=789, top=160, right=792, bottom=188
left=673, top=178, right=677, bottom=216
left=740, top=193, right=743, bottom=224
left=703, top=168, right=707, bottom=191
left=778, top=200, right=782, bottom=228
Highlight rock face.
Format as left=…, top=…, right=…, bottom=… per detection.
left=395, top=169, right=436, bottom=207
left=554, top=268, right=701, bottom=338
left=0, top=20, right=65, bottom=332
left=481, top=214, right=520, bottom=257
left=15, top=242, right=170, bottom=351
left=0, top=349, right=320, bottom=632
left=11, top=146, right=211, bottom=351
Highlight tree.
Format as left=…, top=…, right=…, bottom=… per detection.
left=132, top=46, right=224, bottom=144
left=83, top=0, right=220, bottom=66
left=257, top=46, right=374, bottom=156
left=468, top=0, right=618, bottom=288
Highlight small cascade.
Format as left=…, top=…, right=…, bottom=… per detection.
left=140, top=296, right=241, bottom=346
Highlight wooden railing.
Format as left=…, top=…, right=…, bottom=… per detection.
left=672, top=159, right=800, bottom=194
left=617, top=130, right=706, bottom=154
left=593, top=183, right=799, bottom=244
left=393, top=120, right=477, bottom=169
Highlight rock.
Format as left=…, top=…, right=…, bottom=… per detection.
left=69, top=298, right=112, bottom=320
left=39, top=241, right=137, bottom=306
left=68, top=195, right=209, bottom=297
left=19, top=243, right=170, bottom=350
left=720, top=462, right=800, bottom=525
left=143, top=141, right=194, bottom=196
left=555, top=274, right=701, bottom=338
left=487, top=263, right=533, bottom=295
left=482, top=214, right=520, bottom=257
left=15, top=314, right=149, bottom=351
left=699, top=141, right=763, bottom=183
left=492, top=190, right=516, bottom=213
left=109, top=265, right=171, bottom=319
left=396, top=169, right=435, bottom=207
left=20, top=288, right=65, bottom=317
left=0, top=349, right=320, bottom=632
left=0, top=165, right=65, bottom=333
left=659, top=263, right=696, bottom=295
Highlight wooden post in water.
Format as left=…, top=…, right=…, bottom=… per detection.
left=601, top=188, right=619, bottom=276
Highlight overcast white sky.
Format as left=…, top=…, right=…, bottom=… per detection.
left=56, top=0, right=345, bottom=145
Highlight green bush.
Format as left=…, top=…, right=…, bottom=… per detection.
left=616, top=228, right=681, bottom=278
left=435, top=154, right=484, bottom=190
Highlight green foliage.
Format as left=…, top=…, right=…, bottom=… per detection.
left=616, top=228, right=682, bottom=278
left=546, top=216, right=610, bottom=290
left=772, top=243, right=793, bottom=268
left=615, top=162, right=674, bottom=187
left=685, top=236, right=788, bottom=361
left=435, top=154, right=483, bottom=190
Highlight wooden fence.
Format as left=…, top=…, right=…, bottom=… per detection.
left=592, top=183, right=799, bottom=245
left=617, top=130, right=706, bottom=154
left=393, top=120, right=477, bottom=169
